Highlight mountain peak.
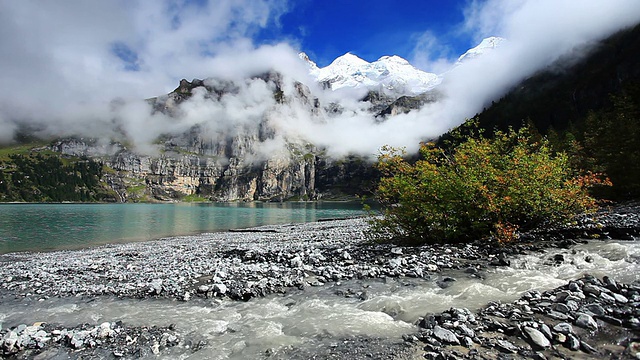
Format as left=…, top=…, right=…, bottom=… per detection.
left=457, top=36, right=506, bottom=63
left=330, top=52, right=369, bottom=67
left=377, top=55, right=410, bottom=65
left=298, top=52, right=318, bottom=71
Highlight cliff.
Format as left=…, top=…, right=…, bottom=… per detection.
left=47, top=73, right=380, bottom=202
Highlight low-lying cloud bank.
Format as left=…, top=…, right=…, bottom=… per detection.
left=1, top=0, right=639, bottom=158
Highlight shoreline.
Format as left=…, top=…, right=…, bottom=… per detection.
left=1, top=206, right=639, bottom=359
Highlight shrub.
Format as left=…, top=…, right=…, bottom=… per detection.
left=370, top=121, right=608, bottom=245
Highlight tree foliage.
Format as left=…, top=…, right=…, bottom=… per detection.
left=370, top=121, right=608, bottom=245
left=583, top=84, right=640, bottom=199
left=0, top=153, right=112, bottom=202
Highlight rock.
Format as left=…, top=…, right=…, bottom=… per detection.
left=290, top=256, right=303, bottom=268
left=426, top=264, right=438, bottom=272
left=613, top=293, right=629, bottom=303
left=563, top=300, right=578, bottom=313
left=552, top=303, right=570, bottom=313
left=388, top=258, right=402, bottom=268
left=523, top=326, right=551, bottom=349
left=496, top=339, right=519, bottom=353
left=2, top=331, right=19, bottom=355
left=603, top=276, right=620, bottom=292
left=432, top=325, right=460, bottom=345
left=540, top=323, right=552, bottom=341
left=213, top=283, right=227, bottom=295
left=555, top=290, right=570, bottom=302
left=456, top=324, right=475, bottom=338
left=436, top=277, right=456, bottom=289
left=149, top=279, right=163, bottom=295
left=600, top=292, right=616, bottom=303
left=97, top=322, right=113, bottom=338
left=580, top=341, right=598, bottom=354
left=462, top=336, right=474, bottom=348
left=583, top=284, right=601, bottom=297
left=553, top=322, right=574, bottom=334
left=625, top=341, right=640, bottom=359
left=582, top=303, right=605, bottom=316
left=490, top=253, right=510, bottom=266
left=565, top=333, right=580, bottom=351
left=420, top=314, right=437, bottom=330
left=575, top=313, right=598, bottom=330
left=547, top=310, right=569, bottom=320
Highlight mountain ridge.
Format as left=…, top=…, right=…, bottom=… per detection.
left=301, top=36, right=504, bottom=96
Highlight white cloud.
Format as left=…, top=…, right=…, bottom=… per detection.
left=0, top=0, right=639, bottom=161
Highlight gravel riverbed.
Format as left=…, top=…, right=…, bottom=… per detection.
left=1, top=204, right=639, bottom=359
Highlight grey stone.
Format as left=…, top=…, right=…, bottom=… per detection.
left=496, top=339, right=519, bottom=353
left=600, top=292, right=616, bottom=303
left=290, top=256, right=303, bottom=268
left=555, top=290, right=571, bottom=302
left=613, top=293, right=629, bottom=303
left=456, top=324, right=475, bottom=338
left=552, top=303, right=570, bottom=313
left=433, top=325, right=460, bottom=345
left=540, top=323, right=552, bottom=341
left=580, top=341, right=597, bottom=354
left=553, top=322, right=574, bottom=335
left=213, top=283, right=227, bottom=295
left=523, top=326, right=551, bottom=348
left=582, top=303, right=605, bottom=316
left=575, top=313, right=598, bottom=330
left=583, top=284, right=601, bottom=297
left=462, top=336, right=474, bottom=348
left=566, top=300, right=580, bottom=311
left=566, top=333, right=580, bottom=351
left=547, top=310, right=569, bottom=320
left=2, top=331, right=20, bottom=354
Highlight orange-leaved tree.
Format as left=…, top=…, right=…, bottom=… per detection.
left=370, top=121, right=609, bottom=245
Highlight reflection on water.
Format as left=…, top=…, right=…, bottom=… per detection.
left=0, top=202, right=365, bottom=254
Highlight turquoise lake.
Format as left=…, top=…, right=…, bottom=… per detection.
left=0, top=202, right=366, bottom=254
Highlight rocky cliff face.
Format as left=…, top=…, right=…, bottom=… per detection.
left=51, top=73, right=381, bottom=202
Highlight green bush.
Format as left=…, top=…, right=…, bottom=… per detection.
left=370, top=121, right=608, bottom=245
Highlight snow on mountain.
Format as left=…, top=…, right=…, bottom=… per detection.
left=308, top=53, right=440, bottom=95
left=298, top=52, right=319, bottom=72
left=301, top=37, right=505, bottom=96
left=456, top=37, right=506, bottom=64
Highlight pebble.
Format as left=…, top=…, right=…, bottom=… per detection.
left=523, top=326, right=551, bottom=348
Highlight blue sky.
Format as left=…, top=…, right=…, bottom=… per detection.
left=257, top=0, right=470, bottom=67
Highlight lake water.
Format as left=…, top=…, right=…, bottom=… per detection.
left=0, top=202, right=366, bottom=254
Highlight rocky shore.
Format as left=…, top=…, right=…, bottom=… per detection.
left=1, top=204, right=639, bottom=359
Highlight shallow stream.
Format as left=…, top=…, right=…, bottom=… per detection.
left=1, top=240, right=639, bottom=359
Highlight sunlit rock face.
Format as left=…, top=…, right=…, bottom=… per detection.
left=51, top=73, right=376, bottom=202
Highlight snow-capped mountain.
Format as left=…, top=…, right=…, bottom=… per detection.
left=303, top=52, right=441, bottom=95
left=456, top=37, right=506, bottom=64
left=301, top=37, right=505, bottom=96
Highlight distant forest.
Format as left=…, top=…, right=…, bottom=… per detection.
left=0, top=154, right=113, bottom=202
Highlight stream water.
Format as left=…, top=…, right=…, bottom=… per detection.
left=1, top=239, right=638, bottom=359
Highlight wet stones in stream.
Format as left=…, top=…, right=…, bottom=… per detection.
left=413, top=275, right=640, bottom=359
